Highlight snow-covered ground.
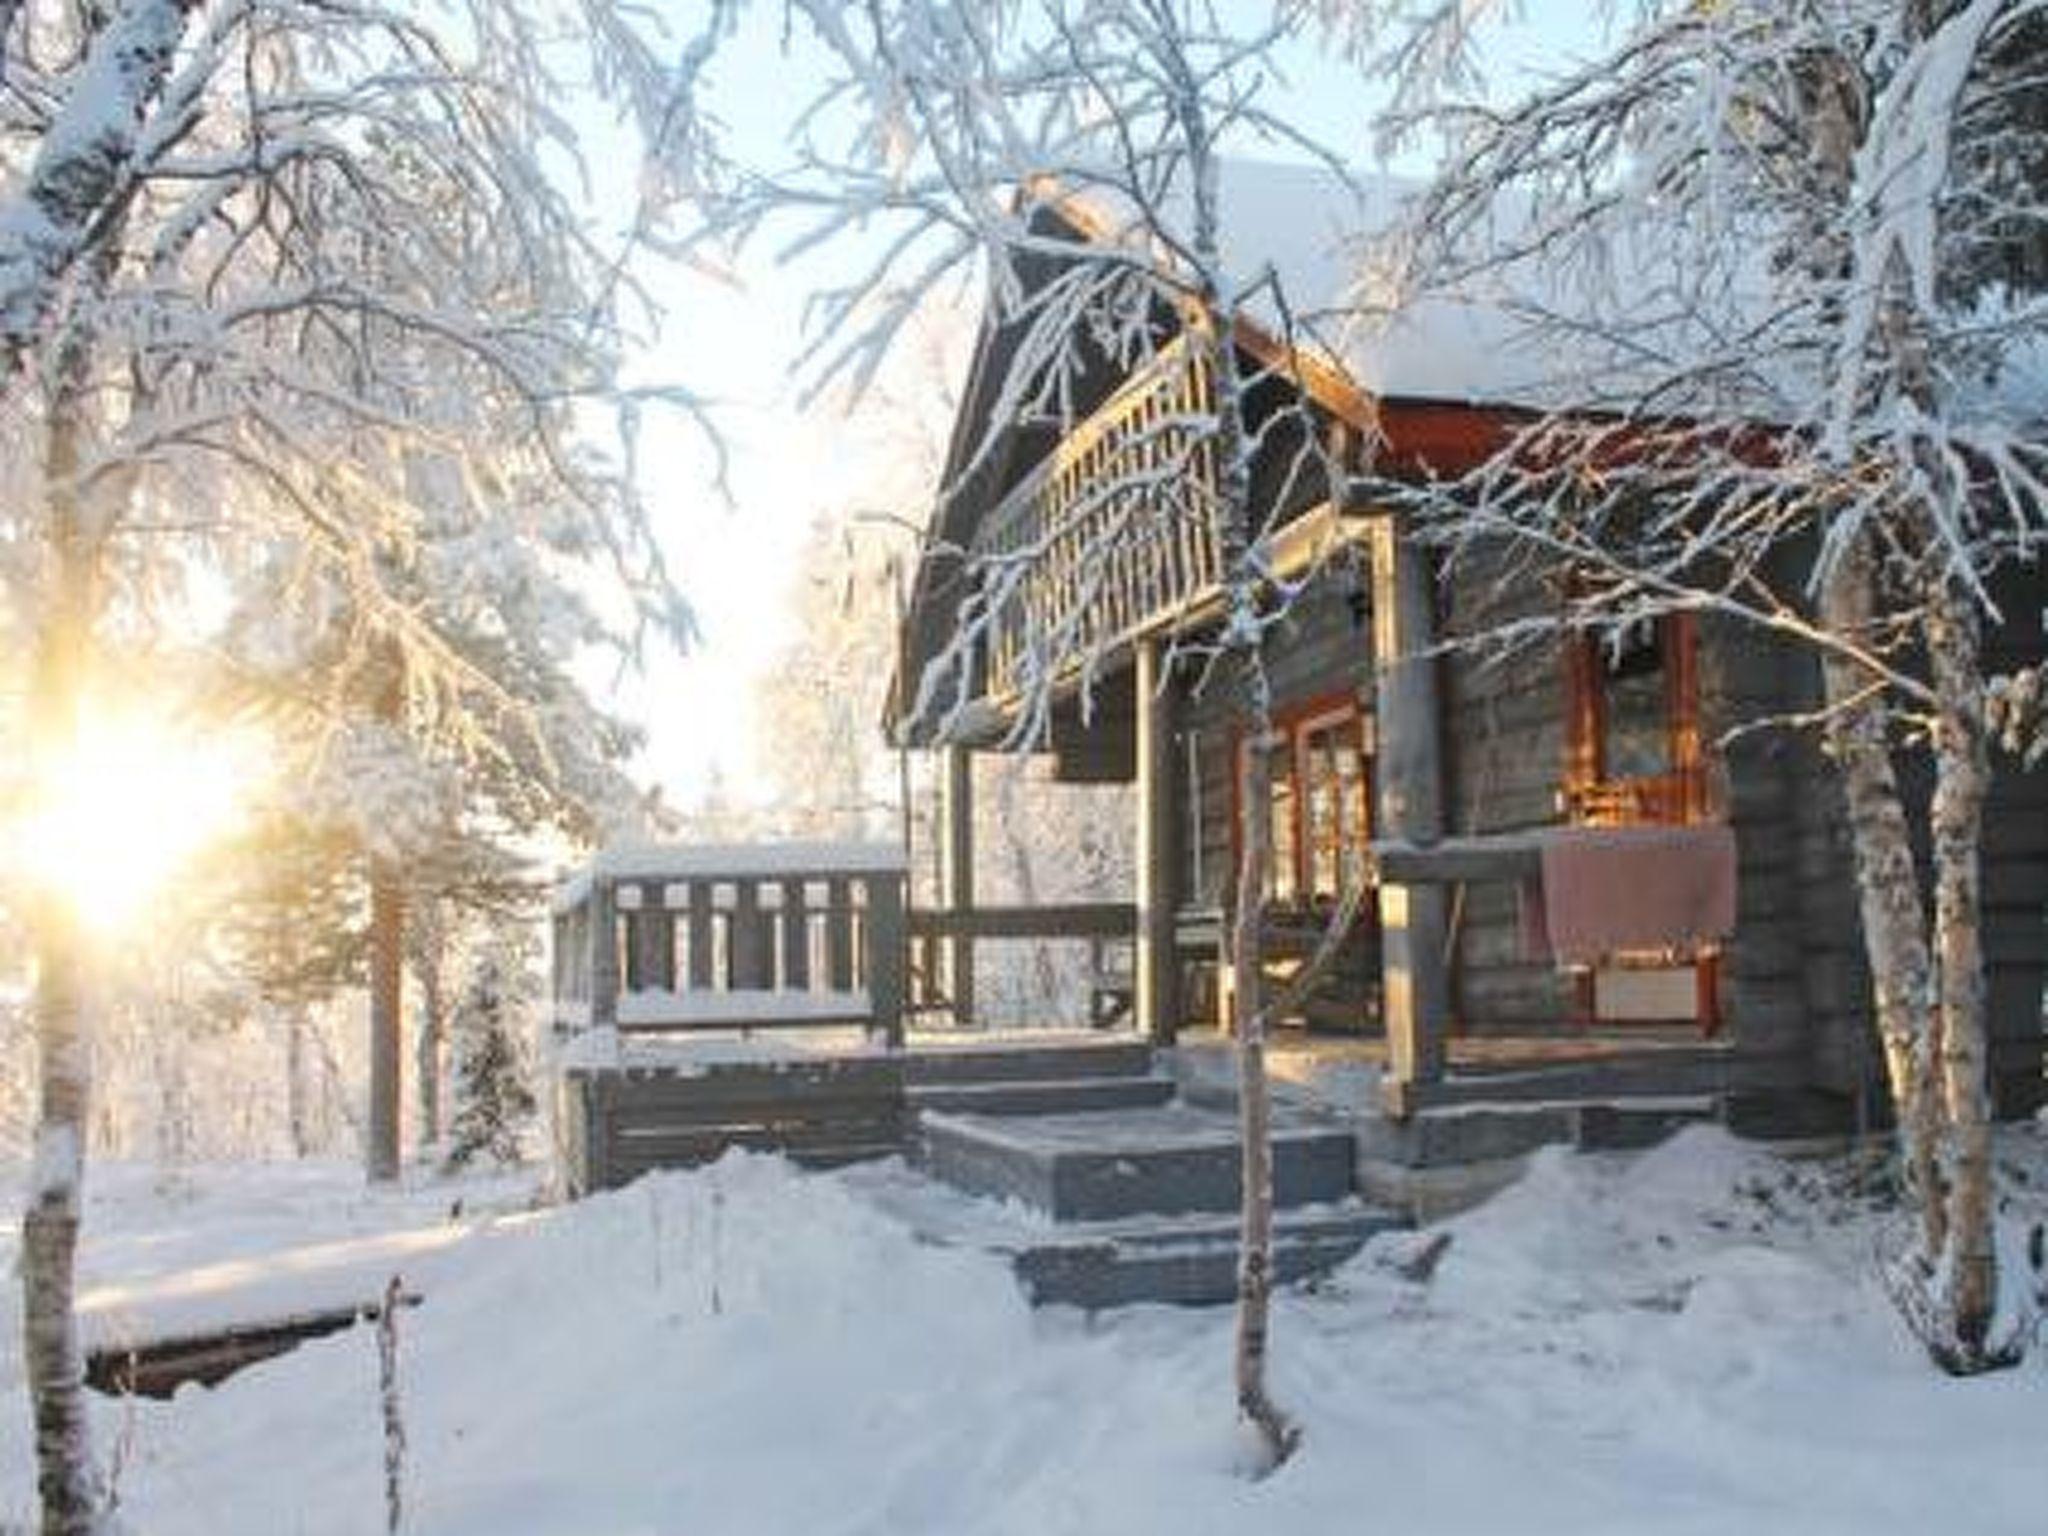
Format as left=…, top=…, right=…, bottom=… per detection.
left=3, top=1127, right=2046, bottom=1535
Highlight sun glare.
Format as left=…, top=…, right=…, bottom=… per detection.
left=9, top=708, right=256, bottom=930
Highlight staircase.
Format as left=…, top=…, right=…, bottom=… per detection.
left=904, top=1037, right=1174, bottom=1117
left=905, top=1041, right=1403, bottom=1308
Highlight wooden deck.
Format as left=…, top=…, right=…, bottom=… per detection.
left=558, top=1032, right=1156, bottom=1195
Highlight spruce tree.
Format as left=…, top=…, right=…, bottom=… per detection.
left=444, top=939, right=539, bottom=1171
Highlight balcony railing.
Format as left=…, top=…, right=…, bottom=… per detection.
left=973, top=336, right=1222, bottom=700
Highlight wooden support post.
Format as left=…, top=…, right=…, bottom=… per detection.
left=1135, top=637, right=1180, bottom=1043
left=941, top=743, right=975, bottom=1025
left=866, top=872, right=907, bottom=1049
left=587, top=876, right=619, bottom=1031
left=1370, top=517, right=1449, bottom=1112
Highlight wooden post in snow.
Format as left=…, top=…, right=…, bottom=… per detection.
left=1370, top=515, right=1449, bottom=1113
left=1135, top=636, right=1180, bottom=1043
left=940, top=743, right=975, bottom=1025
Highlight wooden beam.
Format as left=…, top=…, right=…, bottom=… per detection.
left=907, top=903, right=1138, bottom=940
left=941, top=744, right=975, bottom=1025
left=1370, top=834, right=1542, bottom=885
left=1370, top=517, right=1449, bottom=1106
left=1135, top=637, right=1180, bottom=1044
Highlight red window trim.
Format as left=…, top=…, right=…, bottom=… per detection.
left=1559, top=612, right=1723, bottom=1032
left=1229, top=689, right=1375, bottom=910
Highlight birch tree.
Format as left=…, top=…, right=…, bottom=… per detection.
left=0, top=4, right=718, bottom=1526
left=1361, top=0, right=2046, bottom=1369
left=715, top=0, right=1396, bottom=1466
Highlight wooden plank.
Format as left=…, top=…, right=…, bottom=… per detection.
left=731, top=880, right=769, bottom=989
left=907, top=903, right=1139, bottom=940
left=781, top=879, right=810, bottom=989
left=602, top=1073, right=909, bottom=1105
left=1371, top=834, right=1541, bottom=885
left=580, top=1072, right=613, bottom=1194
left=825, top=877, right=855, bottom=990
left=1135, top=636, right=1180, bottom=1044
left=941, top=744, right=975, bottom=1025
left=866, top=871, right=907, bottom=1049
left=627, top=889, right=676, bottom=992
left=1383, top=1045, right=1801, bottom=1113
left=686, top=880, right=715, bottom=989
left=86, top=1293, right=424, bottom=1399
left=613, top=1001, right=874, bottom=1033
left=587, top=877, right=620, bottom=1030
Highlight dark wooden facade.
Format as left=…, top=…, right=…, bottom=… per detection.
left=896, top=192, right=2048, bottom=1126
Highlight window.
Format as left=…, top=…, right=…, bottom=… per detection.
left=1563, top=613, right=1706, bottom=825
left=1239, top=697, right=1373, bottom=906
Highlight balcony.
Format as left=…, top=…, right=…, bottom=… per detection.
left=972, top=336, right=1223, bottom=702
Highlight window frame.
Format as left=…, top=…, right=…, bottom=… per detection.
left=1561, top=611, right=1708, bottom=826
left=1232, top=690, right=1375, bottom=912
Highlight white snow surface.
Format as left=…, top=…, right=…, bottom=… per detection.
left=1065, top=161, right=1700, bottom=412
left=4, top=1128, right=2046, bottom=1534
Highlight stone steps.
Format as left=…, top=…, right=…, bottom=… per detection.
left=891, top=1047, right=1406, bottom=1308
left=919, top=1101, right=1358, bottom=1222
left=910, top=1074, right=1177, bottom=1117
left=1011, top=1201, right=1402, bottom=1309
left=901, top=1037, right=1155, bottom=1086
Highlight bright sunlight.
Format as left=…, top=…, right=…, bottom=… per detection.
left=7, top=706, right=257, bottom=929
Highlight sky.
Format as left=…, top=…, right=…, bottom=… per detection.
left=606, top=3, right=1609, bottom=815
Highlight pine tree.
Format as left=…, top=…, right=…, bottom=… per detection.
left=444, top=939, right=539, bottom=1171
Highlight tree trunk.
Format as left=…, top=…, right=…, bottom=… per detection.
left=415, top=941, right=445, bottom=1154
left=1228, top=693, right=1294, bottom=1468
left=1198, top=250, right=1296, bottom=1466
left=1926, top=579, right=1997, bottom=1359
left=284, top=1005, right=312, bottom=1158
left=22, top=337, right=105, bottom=1535
left=1818, top=539, right=1943, bottom=1265
left=366, top=648, right=406, bottom=1183
left=367, top=871, right=405, bottom=1182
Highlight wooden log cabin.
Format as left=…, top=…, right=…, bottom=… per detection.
left=889, top=162, right=2048, bottom=1129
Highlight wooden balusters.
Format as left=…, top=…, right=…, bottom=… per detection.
left=550, top=848, right=909, bottom=1042
left=972, top=337, right=1219, bottom=699
left=825, top=876, right=854, bottom=992
left=781, top=879, right=810, bottom=990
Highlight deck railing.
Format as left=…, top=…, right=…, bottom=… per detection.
left=974, top=336, right=1222, bottom=699
left=552, top=843, right=909, bottom=1047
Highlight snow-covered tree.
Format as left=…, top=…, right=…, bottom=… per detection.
left=1364, top=0, right=2046, bottom=1369
left=0, top=4, right=723, bottom=1526
left=444, top=929, right=541, bottom=1170
left=713, top=0, right=1395, bottom=1466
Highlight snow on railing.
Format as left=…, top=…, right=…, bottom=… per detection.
left=551, top=842, right=909, bottom=1048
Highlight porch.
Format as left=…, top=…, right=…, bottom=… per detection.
left=546, top=842, right=1781, bottom=1235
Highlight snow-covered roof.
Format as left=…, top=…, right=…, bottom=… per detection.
left=1054, top=159, right=1672, bottom=415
